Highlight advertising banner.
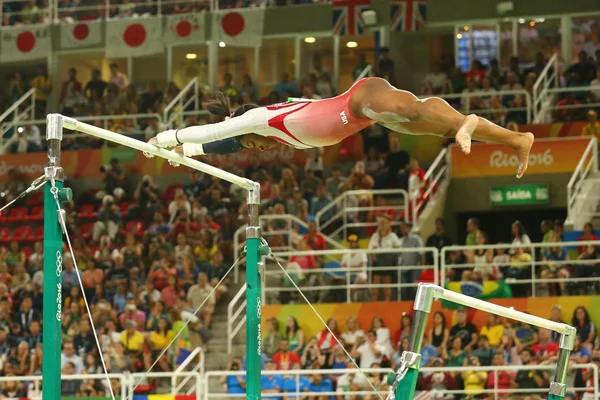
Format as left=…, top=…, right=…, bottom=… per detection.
left=451, top=137, right=592, bottom=178
left=490, top=184, right=550, bottom=206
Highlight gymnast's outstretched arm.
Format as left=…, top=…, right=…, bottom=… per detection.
left=153, top=107, right=268, bottom=148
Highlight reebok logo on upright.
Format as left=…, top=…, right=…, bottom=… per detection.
left=340, top=111, right=349, bottom=125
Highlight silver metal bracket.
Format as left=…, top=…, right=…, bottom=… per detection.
left=246, top=226, right=262, bottom=239
left=549, top=382, right=567, bottom=397
left=57, top=209, right=67, bottom=234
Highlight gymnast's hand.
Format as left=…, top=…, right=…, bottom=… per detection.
left=143, top=137, right=182, bottom=167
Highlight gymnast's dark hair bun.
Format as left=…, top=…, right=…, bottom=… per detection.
left=202, top=92, right=259, bottom=119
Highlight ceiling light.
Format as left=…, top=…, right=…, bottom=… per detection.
left=186, top=53, right=197, bottom=60
left=304, top=37, right=316, bottom=44
left=463, top=25, right=469, bottom=31
left=518, top=18, right=525, bottom=24
left=346, top=41, right=358, bottom=48
left=219, top=41, right=226, bottom=48
left=457, top=33, right=463, bottom=39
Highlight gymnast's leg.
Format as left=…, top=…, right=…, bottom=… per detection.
left=352, top=77, right=534, bottom=178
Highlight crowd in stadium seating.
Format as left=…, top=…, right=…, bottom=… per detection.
left=218, top=305, right=600, bottom=399
left=422, top=51, right=600, bottom=128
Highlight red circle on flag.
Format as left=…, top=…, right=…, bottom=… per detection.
left=123, top=24, right=146, bottom=47
left=176, top=21, right=192, bottom=38
left=16, top=31, right=36, bottom=53
left=222, top=12, right=244, bottom=37
left=73, top=23, right=89, bottom=40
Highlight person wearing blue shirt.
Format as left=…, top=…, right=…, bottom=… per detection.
left=221, top=359, right=246, bottom=397
left=261, top=360, right=284, bottom=399
left=282, top=362, right=310, bottom=400
left=420, top=337, right=439, bottom=367
left=308, top=373, right=333, bottom=400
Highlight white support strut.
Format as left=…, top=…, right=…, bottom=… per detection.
left=52, top=113, right=257, bottom=191
left=428, top=284, right=573, bottom=334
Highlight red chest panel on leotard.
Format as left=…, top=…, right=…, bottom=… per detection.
left=263, top=79, right=375, bottom=148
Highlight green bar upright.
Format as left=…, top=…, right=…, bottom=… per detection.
left=43, top=179, right=63, bottom=400
left=245, top=236, right=262, bottom=400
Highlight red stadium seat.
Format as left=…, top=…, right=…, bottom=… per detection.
left=80, top=223, right=94, bottom=240
left=25, top=191, right=43, bottom=206
left=21, top=246, right=32, bottom=260
left=30, top=226, right=43, bottom=241
left=120, top=202, right=133, bottom=217
left=160, top=184, right=182, bottom=201
left=78, top=203, right=98, bottom=219
left=0, top=227, right=10, bottom=243
left=5, top=207, right=27, bottom=223
left=25, top=206, right=44, bottom=221
left=11, top=226, right=32, bottom=242
left=124, top=220, right=145, bottom=237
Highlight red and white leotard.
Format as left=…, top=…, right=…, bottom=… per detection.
left=158, top=79, right=375, bottom=152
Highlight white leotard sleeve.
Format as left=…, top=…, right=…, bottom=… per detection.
left=155, top=107, right=268, bottom=147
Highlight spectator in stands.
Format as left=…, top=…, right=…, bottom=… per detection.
left=109, top=63, right=129, bottom=92
left=274, top=73, right=298, bottom=98
left=479, top=314, right=503, bottom=348
left=582, top=110, right=600, bottom=139
left=316, top=318, right=340, bottom=355
left=309, top=368, right=334, bottom=400
left=392, top=313, right=412, bottom=348
left=186, top=272, right=215, bottom=328
left=168, top=189, right=191, bottom=225
left=284, top=316, right=304, bottom=355
left=579, top=222, right=599, bottom=255
left=371, top=316, right=393, bottom=358
left=325, top=167, right=345, bottom=198
left=221, top=358, right=246, bottom=396
left=540, top=231, right=569, bottom=296
left=99, top=157, right=127, bottom=201
left=93, top=195, right=122, bottom=242
left=555, top=93, right=582, bottom=122
left=398, top=221, right=424, bottom=299
left=29, top=65, right=52, bottom=118
left=310, top=185, right=332, bottom=220
left=532, top=328, right=559, bottom=364
left=341, top=316, right=365, bottom=350
left=61, top=340, right=84, bottom=373
left=340, top=234, right=368, bottom=301
left=510, top=348, right=543, bottom=397
left=368, top=216, right=401, bottom=302
left=304, top=218, right=327, bottom=251
left=240, top=74, right=258, bottom=103
left=336, top=357, right=369, bottom=398
left=465, top=218, right=481, bottom=246
left=467, top=231, right=495, bottom=280
left=426, top=219, right=453, bottom=266
left=554, top=219, right=565, bottom=241
left=441, top=336, right=466, bottom=367
left=591, top=69, right=600, bottom=99
left=567, top=51, right=597, bottom=83
left=261, top=359, right=283, bottom=397
left=450, top=307, right=478, bottom=351
left=131, top=175, right=161, bottom=221
left=263, top=317, right=282, bottom=358
left=350, top=330, right=384, bottom=369
left=84, top=68, right=107, bottom=104
left=572, top=306, right=596, bottom=348
left=219, top=73, right=240, bottom=103
left=423, top=62, right=448, bottom=94
left=59, top=68, right=83, bottom=116
left=300, top=337, right=325, bottom=369
left=427, top=312, right=449, bottom=354
left=511, top=220, right=532, bottom=253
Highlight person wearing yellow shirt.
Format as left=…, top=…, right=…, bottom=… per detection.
left=29, top=65, right=52, bottom=118
left=120, top=321, right=145, bottom=353
left=465, top=218, right=481, bottom=246
left=150, top=317, right=174, bottom=351
left=480, top=314, right=504, bottom=347
left=462, top=356, right=487, bottom=398
left=581, top=110, right=600, bottom=139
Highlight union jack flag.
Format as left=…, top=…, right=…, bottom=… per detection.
left=390, top=0, right=427, bottom=32
left=332, top=0, right=371, bottom=36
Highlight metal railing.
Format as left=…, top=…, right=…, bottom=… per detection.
left=533, top=52, right=560, bottom=123
left=441, top=240, right=600, bottom=297
left=0, top=2, right=52, bottom=26
left=543, top=85, right=600, bottom=121
left=227, top=283, right=247, bottom=355
left=411, top=147, right=449, bottom=226
left=420, top=89, right=533, bottom=124
left=205, top=364, right=598, bottom=400
left=232, top=214, right=344, bottom=283
left=266, top=246, right=439, bottom=303
left=174, top=347, right=206, bottom=394
left=315, top=189, right=409, bottom=241
left=0, top=88, right=37, bottom=151
left=164, top=77, right=200, bottom=129
left=567, top=136, right=599, bottom=229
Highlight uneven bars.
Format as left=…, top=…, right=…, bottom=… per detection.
left=428, top=284, right=573, bottom=334
left=52, top=114, right=257, bottom=191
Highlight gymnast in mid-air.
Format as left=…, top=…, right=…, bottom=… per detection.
left=147, top=77, right=534, bottom=178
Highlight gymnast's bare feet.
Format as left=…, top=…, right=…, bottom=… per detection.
left=514, top=132, right=534, bottom=179
left=455, top=114, right=478, bottom=155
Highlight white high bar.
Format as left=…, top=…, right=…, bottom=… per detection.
left=428, top=284, right=573, bottom=334
left=53, top=114, right=257, bottom=191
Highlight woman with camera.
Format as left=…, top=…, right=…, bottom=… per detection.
left=220, top=358, right=246, bottom=397
left=462, top=356, right=487, bottom=399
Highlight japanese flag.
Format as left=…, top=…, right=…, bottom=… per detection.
left=60, top=21, right=102, bottom=49
left=105, top=18, right=163, bottom=58
left=0, top=25, right=50, bottom=63
left=214, top=9, right=264, bottom=48
left=165, top=13, right=205, bottom=45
